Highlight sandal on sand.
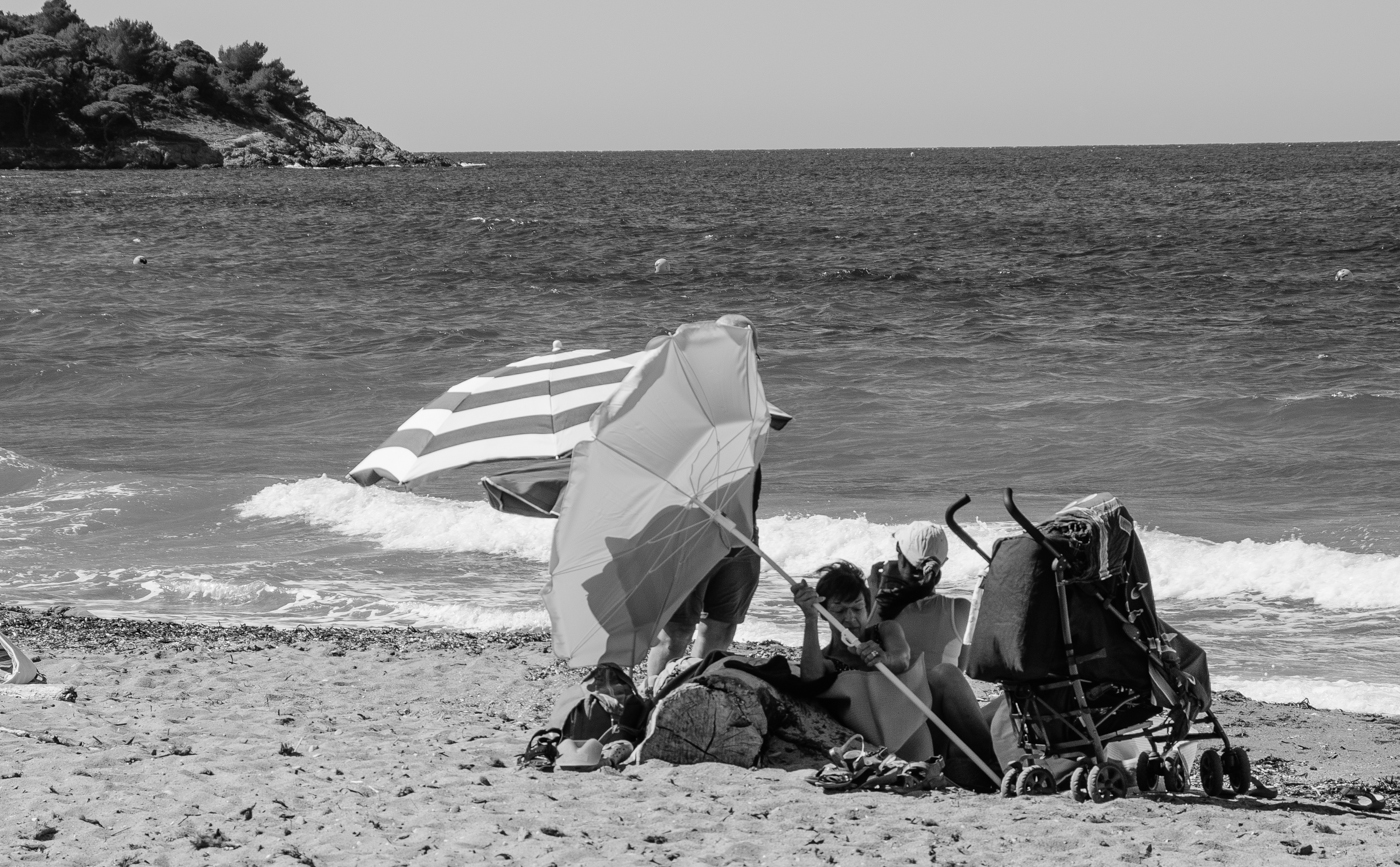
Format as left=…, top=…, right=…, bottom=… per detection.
left=810, top=763, right=868, bottom=792
left=1333, top=787, right=1386, bottom=813
left=810, top=738, right=886, bottom=793
left=516, top=728, right=562, bottom=772
left=891, top=760, right=948, bottom=793
left=827, top=736, right=888, bottom=772
left=1248, top=776, right=1278, bottom=800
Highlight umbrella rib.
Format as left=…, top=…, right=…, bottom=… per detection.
left=549, top=494, right=708, bottom=576
left=667, top=345, right=764, bottom=504
left=591, top=437, right=753, bottom=527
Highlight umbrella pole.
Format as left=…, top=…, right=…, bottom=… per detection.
left=693, top=501, right=1002, bottom=787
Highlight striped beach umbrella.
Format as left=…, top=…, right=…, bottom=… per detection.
left=348, top=347, right=644, bottom=487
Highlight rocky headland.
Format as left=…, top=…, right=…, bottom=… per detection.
left=0, top=2, right=447, bottom=169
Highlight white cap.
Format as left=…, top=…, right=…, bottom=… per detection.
left=894, top=522, right=948, bottom=566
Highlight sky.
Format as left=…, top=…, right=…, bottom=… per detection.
left=17, top=1, right=1400, bottom=151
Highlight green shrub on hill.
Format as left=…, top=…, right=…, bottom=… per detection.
left=0, top=0, right=317, bottom=146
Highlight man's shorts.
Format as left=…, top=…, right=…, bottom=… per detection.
left=668, top=545, right=761, bottom=629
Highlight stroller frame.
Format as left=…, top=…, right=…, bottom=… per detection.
left=946, top=489, right=1250, bottom=803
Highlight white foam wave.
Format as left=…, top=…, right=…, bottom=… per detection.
left=1217, top=676, right=1400, bottom=717
left=393, top=602, right=551, bottom=632
left=238, top=479, right=1400, bottom=611
left=1142, top=530, right=1400, bottom=610
left=237, top=477, right=554, bottom=561
left=137, top=572, right=281, bottom=604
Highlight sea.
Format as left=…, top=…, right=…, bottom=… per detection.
left=3, top=144, right=1398, bottom=715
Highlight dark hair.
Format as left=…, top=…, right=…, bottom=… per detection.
left=814, top=560, right=870, bottom=610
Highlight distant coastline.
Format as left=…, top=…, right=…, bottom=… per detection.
left=0, top=2, right=447, bottom=169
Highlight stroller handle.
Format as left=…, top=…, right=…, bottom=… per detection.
left=1003, top=488, right=1071, bottom=561
left=944, top=494, right=992, bottom=563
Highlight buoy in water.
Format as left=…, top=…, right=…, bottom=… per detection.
left=133, top=255, right=147, bottom=265
left=654, top=258, right=670, bottom=274
left=1335, top=269, right=1352, bottom=281
left=552, top=340, right=563, bottom=352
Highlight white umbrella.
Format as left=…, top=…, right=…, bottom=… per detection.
left=544, top=320, right=768, bottom=666
left=542, top=319, right=1000, bottom=785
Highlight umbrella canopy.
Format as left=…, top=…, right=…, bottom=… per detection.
left=544, top=320, right=770, bottom=668
left=480, top=458, right=572, bottom=518
left=478, top=404, right=785, bottom=519
left=348, top=347, right=643, bottom=486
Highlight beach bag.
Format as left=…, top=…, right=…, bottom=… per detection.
left=547, top=662, right=650, bottom=745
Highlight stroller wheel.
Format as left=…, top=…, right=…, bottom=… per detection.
left=1162, top=751, right=1188, bottom=793
left=1016, top=766, right=1055, bottom=796
left=1135, top=751, right=1158, bottom=793
left=1222, top=746, right=1251, bottom=794
left=1070, top=766, right=1090, bottom=803
left=1088, top=763, right=1127, bottom=803
left=999, top=766, right=1020, bottom=798
left=1198, top=748, right=1225, bottom=797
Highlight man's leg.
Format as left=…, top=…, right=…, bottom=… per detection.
left=692, top=619, right=738, bottom=657
left=646, top=621, right=694, bottom=681
left=691, top=547, right=760, bottom=658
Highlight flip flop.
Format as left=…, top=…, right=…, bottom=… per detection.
left=0, top=634, right=40, bottom=686
left=1333, top=787, right=1386, bottom=813
left=810, top=759, right=882, bottom=793
left=515, top=728, right=562, bottom=772
left=1248, top=776, right=1278, bottom=799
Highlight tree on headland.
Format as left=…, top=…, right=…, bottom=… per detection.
left=0, top=32, right=63, bottom=67
left=0, top=65, right=61, bottom=142
left=218, top=40, right=266, bottom=77
left=93, top=17, right=169, bottom=81
left=33, top=0, right=80, bottom=36
left=105, top=82, right=152, bottom=122
left=78, top=97, right=130, bottom=142
left=0, top=2, right=370, bottom=160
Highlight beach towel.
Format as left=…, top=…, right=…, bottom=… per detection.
left=817, top=654, right=936, bottom=761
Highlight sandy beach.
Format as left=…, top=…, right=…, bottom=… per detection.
left=0, top=605, right=1396, bottom=866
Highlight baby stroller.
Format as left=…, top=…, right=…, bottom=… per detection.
left=945, top=490, right=1249, bottom=803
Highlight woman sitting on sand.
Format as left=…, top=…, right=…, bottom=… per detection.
left=792, top=560, right=1001, bottom=791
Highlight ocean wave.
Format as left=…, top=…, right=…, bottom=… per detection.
left=392, top=602, right=551, bottom=632
left=1143, top=531, right=1400, bottom=610
left=1216, top=675, right=1400, bottom=716
left=239, top=478, right=1400, bottom=612
left=237, top=477, right=554, bottom=560
left=137, top=571, right=283, bottom=605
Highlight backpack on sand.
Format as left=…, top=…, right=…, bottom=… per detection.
left=547, top=662, right=651, bottom=745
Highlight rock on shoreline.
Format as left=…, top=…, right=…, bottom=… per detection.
left=0, top=109, right=450, bottom=170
